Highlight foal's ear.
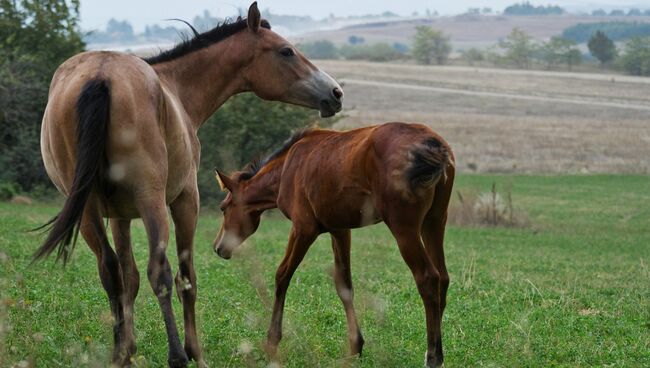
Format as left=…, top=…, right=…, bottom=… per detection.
left=214, top=169, right=236, bottom=192
left=247, top=2, right=261, bottom=33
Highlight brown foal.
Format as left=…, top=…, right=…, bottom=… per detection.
left=213, top=123, right=455, bottom=367
left=34, top=3, right=342, bottom=367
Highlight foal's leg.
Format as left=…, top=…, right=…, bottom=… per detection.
left=387, top=220, right=443, bottom=368
left=170, top=188, right=202, bottom=364
left=138, top=197, right=188, bottom=367
left=266, top=225, right=319, bottom=357
left=80, top=207, right=130, bottom=366
left=110, top=218, right=140, bottom=359
left=330, top=229, right=364, bottom=355
left=421, top=173, right=454, bottom=327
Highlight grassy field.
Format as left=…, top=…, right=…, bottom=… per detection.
left=1, top=175, right=649, bottom=367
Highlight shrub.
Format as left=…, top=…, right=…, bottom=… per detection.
left=339, top=43, right=401, bottom=61
left=197, top=93, right=332, bottom=203
left=448, top=183, right=529, bottom=228
left=297, top=40, right=338, bottom=59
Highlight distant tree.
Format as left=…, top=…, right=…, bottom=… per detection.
left=562, top=22, right=650, bottom=43
left=503, top=2, right=564, bottom=16
left=193, top=10, right=221, bottom=30
left=541, top=36, right=582, bottom=70
left=461, top=48, right=484, bottom=66
left=619, top=37, right=650, bottom=76
left=467, top=8, right=481, bottom=15
left=500, top=28, right=537, bottom=68
left=645, top=10, right=650, bottom=16
left=106, top=18, right=135, bottom=41
left=411, top=26, right=451, bottom=65
left=588, top=31, right=617, bottom=66
left=348, top=35, right=365, bottom=45
left=298, top=40, right=338, bottom=59
left=392, top=42, right=410, bottom=54
left=610, top=10, right=625, bottom=16
left=592, top=9, right=607, bottom=16
left=627, top=8, right=642, bottom=16
left=482, top=7, right=493, bottom=14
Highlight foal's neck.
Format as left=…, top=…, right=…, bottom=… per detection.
left=242, top=158, right=285, bottom=211
left=152, top=35, right=250, bottom=131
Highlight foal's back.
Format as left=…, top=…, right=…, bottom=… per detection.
left=277, top=123, right=453, bottom=230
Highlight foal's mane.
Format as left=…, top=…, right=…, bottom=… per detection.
left=239, top=128, right=315, bottom=181
left=144, top=17, right=271, bottom=65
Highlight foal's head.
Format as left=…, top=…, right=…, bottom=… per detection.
left=237, top=3, right=343, bottom=117
left=212, top=169, right=263, bottom=259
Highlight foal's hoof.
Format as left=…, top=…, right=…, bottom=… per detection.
left=351, top=334, right=365, bottom=356
left=425, top=351, right=444, bottom=368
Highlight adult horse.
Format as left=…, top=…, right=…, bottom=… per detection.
left=34, top=2, right=342, bottom=367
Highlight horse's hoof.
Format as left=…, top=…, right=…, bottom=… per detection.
left=168, top=353, right=189, bottom=368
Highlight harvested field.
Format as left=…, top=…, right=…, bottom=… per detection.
left=315, top=60, right=650, bottom=174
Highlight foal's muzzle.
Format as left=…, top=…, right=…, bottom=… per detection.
left=214, top=245, right=232, bottom=260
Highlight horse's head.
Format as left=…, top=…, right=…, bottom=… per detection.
left=237, top=2, right=343, bottom=117
left=212, top=169, right=263, bottom=259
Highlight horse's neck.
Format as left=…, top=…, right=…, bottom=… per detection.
left=152, top=38, right=248, bottom=131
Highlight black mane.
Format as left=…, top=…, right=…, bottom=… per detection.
left=239, top=128, right=314, bottom=180
left=144, top=18, right=271, bottom=65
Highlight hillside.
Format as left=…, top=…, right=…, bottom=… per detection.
left=295, top=14, right=650, bottom=49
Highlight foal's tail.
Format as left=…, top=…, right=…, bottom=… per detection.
left=33, top=79, right=111, bottom=265
left=406, top=137, right=450, bottom=192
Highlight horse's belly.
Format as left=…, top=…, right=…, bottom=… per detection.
left=314, top=192, right=382, bottom=230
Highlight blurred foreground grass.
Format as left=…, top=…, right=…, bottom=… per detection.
left=1, top=175, right=649, bottom=367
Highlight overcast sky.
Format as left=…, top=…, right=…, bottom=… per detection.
left=79, top=0, right=646, bottom=32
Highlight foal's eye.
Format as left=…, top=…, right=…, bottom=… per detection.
left=279, top=47, right=295, bottom=57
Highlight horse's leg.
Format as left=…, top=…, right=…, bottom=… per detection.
left=138, top=196, right=188, bottom=367
left=170, top=188, right=202, bottom=365
left=330, top=229, right=364, bottom=355
left=386, top=218, right=443, bottom=368
left=80, top=206, right=131, bottom=366
left=266, top=225, right=318, bottom=357
left=109, top=218, right=139, bottom=359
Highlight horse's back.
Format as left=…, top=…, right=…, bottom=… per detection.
left=41, top=51, right=179, bottom=218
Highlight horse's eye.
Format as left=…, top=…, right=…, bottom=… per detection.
left=279, top=47, right=295, bottom=57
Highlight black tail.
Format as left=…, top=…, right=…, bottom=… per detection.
left=33, top=79, right=110, bottom=265
left=407, top=137, right=449, bottom=191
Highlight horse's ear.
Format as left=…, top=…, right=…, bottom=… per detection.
left=247, top=2, right=261, bottom=33
left=214, top=169, right=236, bottom=192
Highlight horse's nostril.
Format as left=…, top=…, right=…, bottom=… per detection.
left=332, top=87, right=343, bottom=100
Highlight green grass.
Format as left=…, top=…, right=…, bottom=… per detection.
left=1, top=175, right=649, bottom=367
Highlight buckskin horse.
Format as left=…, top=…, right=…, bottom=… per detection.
left=213, top=123, right=455, bottom=367
left=34, top=2, right=342, bottom=367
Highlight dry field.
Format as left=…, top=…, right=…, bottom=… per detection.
left=315, top=60, right=650, bottom=174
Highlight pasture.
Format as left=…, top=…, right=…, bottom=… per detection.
left=1, top=174, right=648, bottom=367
